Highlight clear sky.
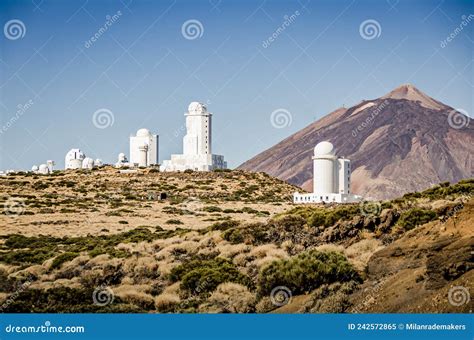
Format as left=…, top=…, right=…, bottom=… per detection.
left=0, top=0, right=472, bottom=170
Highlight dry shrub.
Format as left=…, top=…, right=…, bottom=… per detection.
left=30, top=278, right=82, bottom=290
left=255, top=296, right=276, bottom=313
left=206, top=283, right=256, bottom=313
left=0, top=292, right=7, bottom=304
left=9, top=265, right=45, bottom=281
left=345, top=238, right=383, bottom=271
left=156, top=260, right=177, bottom=277
left=55, top=255, right=90, bottom=280
left=246, top=244, right=289, bottom=276
left=232, top=253, right=253, bottom=267
left=249, top=244, right=280, bottom=258
left=114, top=285, right=155, bottom=309
left=315, top=243, right=345, bottom=254
left=123, top=256, right=160, bottom=282
left=216, top=243, right=249, bottom=259
left=155, top=293, right=180, bottom=312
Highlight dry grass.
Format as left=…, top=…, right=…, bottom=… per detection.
left=204, top=283, right=256, bottom=313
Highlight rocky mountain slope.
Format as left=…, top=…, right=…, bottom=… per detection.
left=239, top=84, right=473, bottom=200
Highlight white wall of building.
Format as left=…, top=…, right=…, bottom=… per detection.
left=294, top=141, right=361, bottom=204
left=129, top=129, right=159, bottom=167
left=183, top=102, right=211, bottom=156
left=65, top=149, right=85, bottom=169
left=161, top=102, right=227, bottom=172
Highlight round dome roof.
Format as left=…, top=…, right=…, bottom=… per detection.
left=38, top=164, right=48, bottom=171
left=136, top=128, right=151, bottom=137
left=188, top=102, right=206, bottom=114
left=314, top=141, right=335, bottom=156
left=31, top=165, right=39, bottom=171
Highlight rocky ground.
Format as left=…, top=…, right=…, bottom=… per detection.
left=0, top=168, right=472, bottom=313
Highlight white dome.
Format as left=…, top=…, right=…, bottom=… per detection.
left=314, top=141, right=335, bottom=157
left=31, top=165, right=39, bottom=171
left=118, top=153, right=127, bottom=162
left=136, top=128, right=151, bottom=137
left=82, top=157, right=94, bottom=168
left=188, top=102, right=206, bottom=114
left=95, top=159, right=103, bottom=166
left=38, top=164, right=49, bottom=174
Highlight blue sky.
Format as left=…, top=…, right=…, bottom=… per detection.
left=0, top=0, right=472, bottom=170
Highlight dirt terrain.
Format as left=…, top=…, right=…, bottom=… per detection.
left=0, top=168, right=472, bottom=313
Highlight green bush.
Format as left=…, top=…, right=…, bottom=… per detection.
left=203, top=206, right=222, bottom=213
left=51, top=252, right=79, bottom=270
left=0, top=287, right=144, bottom=313
left=0, top=227, right=190, bottom=265
left=169, top=257, right=252, bottom=295
left=257, top=250, right=360, bottom=297
left=397, top=208, right=437, bottom=230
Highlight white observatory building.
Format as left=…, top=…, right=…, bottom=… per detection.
left=64, top=149, right=102, bottom=170
left=293, top=141, right=362, bottom=204
left=161, top=102, right=227, bottom=172
left=129, top=129, right=159, bottom=167
left=65, top=149, right=85, bottom=169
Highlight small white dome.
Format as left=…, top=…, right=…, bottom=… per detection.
left=82, top=157, right=94, bottom=169
left=188, top=102, right=206, bottom=114
left=38, top=164, right=49, bottom=174
left=118, top=153, right=127, bottom=162
left=136, top=128, right=151, bottom=137
left=314, top=141, right=335, bottom=156
left=31, top=165, right=39, bottom=171
left=95, top=159, right=103, bottom=166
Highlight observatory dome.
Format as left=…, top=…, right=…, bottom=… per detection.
left=136, top=128, right=151, bottom=137
left=188, top=102, right=206, bottom=114
left=314, top=141, right=335, bottom=157
left=82, top=157, right=94, bottom=169
left=38, top=164, right=49, bottom=174
left=31, top=165, right=39, bottom=172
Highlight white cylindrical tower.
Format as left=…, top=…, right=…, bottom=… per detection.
left=138, top=144, right=148, bottom=167
left=313, top=141, right=337, bottom=194
left=46, top=160, right=55, bottom=173
left=183, top=102, right=211, bottom=156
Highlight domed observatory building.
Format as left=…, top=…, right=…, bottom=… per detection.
left=161, top=102, right=227, bottom=171
left=129, top=128, right=159, bottom=167
left=293, top=141, right=362, bottom=204
left=65, top=149, right=85, bottom=169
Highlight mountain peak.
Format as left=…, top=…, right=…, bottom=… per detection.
left=382, top=84, right=446, bottom=110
